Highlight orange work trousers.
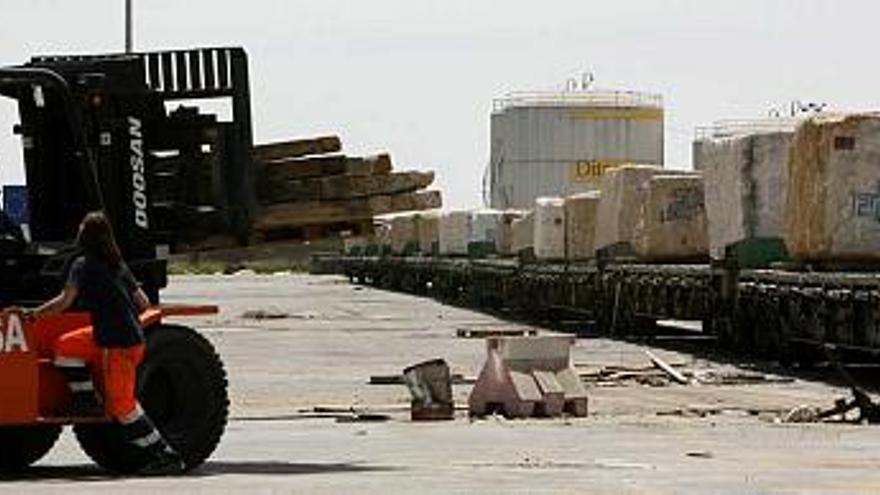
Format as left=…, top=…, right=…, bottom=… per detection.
left=53, top=327, right=145, bottom=419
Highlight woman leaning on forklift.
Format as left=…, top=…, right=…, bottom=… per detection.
left=14, top=211, right=184, bottom=476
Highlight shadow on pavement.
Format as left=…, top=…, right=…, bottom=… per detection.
left=0, top=461, right=398, bottom=482
left=196, top=461, right=399, bottom=476
left=0, top=464, right=115, bottom=482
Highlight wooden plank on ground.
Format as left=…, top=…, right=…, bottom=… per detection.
left=645, top=350, right=689, bottom=385
left=262, top=154, right=392, bottom=182
left=253, top=135, right=342, bottom=162
left=254, top=190, right=442, bottom=230
left=263, top=170, right=434, bottom=203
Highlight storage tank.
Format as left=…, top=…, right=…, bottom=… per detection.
left=488, top=88, right=664, bottom=209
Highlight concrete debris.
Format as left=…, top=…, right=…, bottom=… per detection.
left=658, top=405, right=778, bottom=419
left=469, top=336, right=588, bottom=418
left=691, top=370, right=794, bottom=386
left=579, top=362, right=792, bottom=388
left=782, top=388, right=880, bottom=424
left=403, top=359, right=455, bottom=421
left=781, top=405, right=821, bottom=424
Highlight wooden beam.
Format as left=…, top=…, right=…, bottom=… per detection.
left=262, top=153, right=392, bottom=182
left=263, top=170, right=434, bottom=203
left=645, top=350, right=689, bottom=385
left=253, top=135, right=342, bottom=162
left=254, top=190, right=442, bottom=231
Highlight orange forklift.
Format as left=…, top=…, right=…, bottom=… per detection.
left=0, top=47, right=258, bottom=472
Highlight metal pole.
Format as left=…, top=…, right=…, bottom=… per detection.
left=125, top=0, right=133, bottom=53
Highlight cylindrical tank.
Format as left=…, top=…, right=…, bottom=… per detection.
left=489, top=90, right=664, bottom=209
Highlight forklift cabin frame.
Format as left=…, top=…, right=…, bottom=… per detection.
left=0, top=47, right=256, bottom=305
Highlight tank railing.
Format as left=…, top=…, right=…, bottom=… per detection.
left=492, top=90, right=663, bottom=113
left=694, top=118, right=804, bottom=140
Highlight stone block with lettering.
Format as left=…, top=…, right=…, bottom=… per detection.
left=633, top=175, right=708, bottom=260
left=786, top=114, right=880, bottom=261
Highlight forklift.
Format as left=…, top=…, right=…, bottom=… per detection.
left=0, top=46, right=258, bottom=473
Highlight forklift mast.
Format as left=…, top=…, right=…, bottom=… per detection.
left=0, top=47, right=256, bottom=304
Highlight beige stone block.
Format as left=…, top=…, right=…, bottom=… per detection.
left=594, top=164, right=664, bottom=251
left=633, top=175, right=708, bottom=260
left=564, top=191, right=601, bottom=260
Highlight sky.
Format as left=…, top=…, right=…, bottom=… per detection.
left=1, top=0, right=879, bottom=208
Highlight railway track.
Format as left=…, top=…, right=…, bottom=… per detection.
left=320, top=255, right=880, bottom=367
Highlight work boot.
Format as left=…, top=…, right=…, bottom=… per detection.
left=139, top=448, right=186, bottom=476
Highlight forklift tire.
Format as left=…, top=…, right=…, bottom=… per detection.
left=0, top=425, right=62, bottom=472
left=74, top=324, right=228, bottom=474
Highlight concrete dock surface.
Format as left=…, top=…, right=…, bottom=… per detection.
left=6, top=273, right=880, bottom=494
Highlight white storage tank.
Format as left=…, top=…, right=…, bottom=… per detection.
left=489, top=87, right=664, bottom=209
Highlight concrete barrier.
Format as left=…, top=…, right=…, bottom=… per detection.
left=468, top=336, right=588, bottom=418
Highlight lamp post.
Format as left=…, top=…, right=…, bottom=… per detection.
left=125, top=0, right=133, bottom=53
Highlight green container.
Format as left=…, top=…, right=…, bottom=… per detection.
left=467, top=241, right=496, bottom=259
left=724, top=237, right=789, bottom=268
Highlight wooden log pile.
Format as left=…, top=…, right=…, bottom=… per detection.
left=253, top=135, right=442, bottom=240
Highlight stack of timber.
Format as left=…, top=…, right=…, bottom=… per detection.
left=253, top=135, right=442, bottom=239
